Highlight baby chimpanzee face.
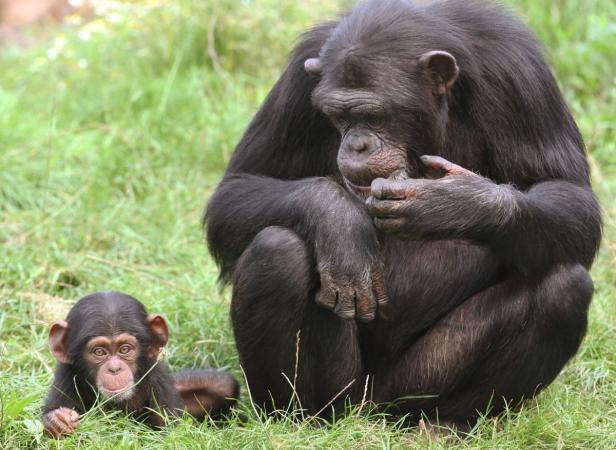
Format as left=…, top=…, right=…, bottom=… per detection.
left=83, top=333, right=141, bottom=402
left=48, top=292, right=169, bottom=403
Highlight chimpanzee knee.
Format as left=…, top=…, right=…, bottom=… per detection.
left=438, top=264, right=593, bottom=423
left=233, top=226, right=314, bottom=300
left=535, top=264, right=593, bottom=354
left=248, top=226, right=307, bottom=257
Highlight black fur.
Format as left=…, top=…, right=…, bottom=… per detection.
left=204, top=0, right=601, bottom=426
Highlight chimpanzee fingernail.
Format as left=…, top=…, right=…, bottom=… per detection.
left=357, top=313, right=376, bottom=323
left=420, top=155, right=443, bottom=167
left=335, top=309, right=356, bottom=320
left=391, top=169, right=410, bottom=181
left=371, top=178, right=386, bottom=197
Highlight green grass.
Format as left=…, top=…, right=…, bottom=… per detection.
left=1, top=0, right=615, bottom=448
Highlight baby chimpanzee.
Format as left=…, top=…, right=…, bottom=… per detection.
left=42, top=291, right=239, bottom=438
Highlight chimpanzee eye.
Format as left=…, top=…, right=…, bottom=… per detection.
left=92, top=347, right=106, bottom=357
left=322, top=105, right=336, bottom=116
left=329, top=114, right=346, bottom=128
left=321, top=106, right=349, bottom=130
left=119, top=344, right=133, bottom=355
left=366, top=114, right=385, bottom=129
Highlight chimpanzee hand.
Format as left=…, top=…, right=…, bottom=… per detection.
left=312, top=181, right=390, bottom=322
left=366, top=155, right=519, bottom=240
left=316, top=261, right=389, bottom=322
left=43, top=407, right=80, bottom=438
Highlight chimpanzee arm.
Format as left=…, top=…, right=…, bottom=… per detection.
left=367, top=159, right=601, bottom=275
left=208, top=174, right=390, bottom=321
left=42, top=365, right=84, bottom=414
left=492, top=179, right=601, bottom=274
left=207, top=174, right=381, bottom=290
left=205, top=22, right=346, bottom=277
left=42, top=365, right=84, bottom=437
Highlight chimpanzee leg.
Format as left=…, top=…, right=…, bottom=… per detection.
left=374, top=264, right=593, bottom=426
left=231, top=226, right=363, bottom=414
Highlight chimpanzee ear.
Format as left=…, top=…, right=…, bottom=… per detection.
left=304, top=57, right=323, bottom=75
left=49, top=321, right=70, bottom=364
left=146, top=314, right=169, bottom=358
left=418, top=50, right=459, bottom=95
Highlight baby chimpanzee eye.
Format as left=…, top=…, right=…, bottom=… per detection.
left=118, top=344, right=132, bottom=355
left=92, top=347, right=106, bottom=357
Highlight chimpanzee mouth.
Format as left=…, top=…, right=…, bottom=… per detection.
left=344, top=178, right=372, bottom=197
left=98, top=384, right=135, bottom=402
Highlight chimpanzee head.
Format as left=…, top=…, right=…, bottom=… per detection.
left=48, top=292, right=168, bottom=403
left=305, top=0, right=465, bottom=196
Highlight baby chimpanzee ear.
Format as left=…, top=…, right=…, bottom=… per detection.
left=146, top=314, right=169, bottom=358
left=418, top=50, right=459, bottom=95
left=49, top=321, right=71, bottom=364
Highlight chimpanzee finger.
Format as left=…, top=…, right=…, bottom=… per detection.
left=371, top=267, right=391, bottom=320
left=45, top=423, right=63, bottom=438
left=57, top=408, right=79, bottom=422
left=55, top=413, right=73, bottom=428
left=69, top=410, right=80, bottom=424
left=45, top=412, right=72, bottom=437
left=67, top=413, right=80, bottom=429
left=316, top=271, right=337, bottom=310
left=315, top=287, right=336, bottom=310
left=421, top=155, right=479, bottom=179
left=55, top=409, right=79, bottom=431
left=374, top=217, right=405, bottom=234
left=355, top=287, right=377, bottom=322
left=334, top=286, right=356, bottom=319
left=43, top=419, right=59, bottom=438
left=55, top=423, right=73, bottom=437
left=366, top=197, right=407, bottom=218
left=370, top=178, right=416, bottom=200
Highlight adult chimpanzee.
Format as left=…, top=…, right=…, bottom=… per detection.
left=42, top=292, right=239, bottom=437
left=205, top=0, right=601, bottom=427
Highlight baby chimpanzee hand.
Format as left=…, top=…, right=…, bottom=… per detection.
left=42, top=407, right=80, bottom=438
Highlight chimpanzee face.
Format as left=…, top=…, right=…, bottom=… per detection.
left=307, top=46, right=459, bottom=198
left=48, top=293, right=169, bottom=405
left=312, top=82, right=409, bottom=197
left=84, top=333, right=140, bottom=402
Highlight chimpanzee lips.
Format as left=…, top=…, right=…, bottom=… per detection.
left=98, top=383, right=135, bottom=402
left=98, top=374, right=135, bottom=397
left=101, top=386, right=128, bottom=394
left=344, top=178, right=372, bottom=196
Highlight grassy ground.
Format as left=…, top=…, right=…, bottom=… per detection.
left=0, top=0, right=614, bottom=448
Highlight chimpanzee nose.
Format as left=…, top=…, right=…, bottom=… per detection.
left=347, top=133, right=368, bottom=153
left=107, top=360, right=122, bottom=374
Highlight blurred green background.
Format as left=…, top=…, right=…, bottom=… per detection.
left=0, top=0, right=614, bottom=448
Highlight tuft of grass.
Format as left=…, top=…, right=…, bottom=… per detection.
left=0, top=0, right=615, bottom=448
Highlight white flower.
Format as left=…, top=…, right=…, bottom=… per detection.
left=78, top=29, right=92, bottom=41
left=47, top=47, right=59, bottom=60
left=106, top=12, right=123, bottom=24
left=47, top=36, right=67, bottom=59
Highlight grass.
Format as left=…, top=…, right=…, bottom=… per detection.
left=0, top=0, right=614, bottom=448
